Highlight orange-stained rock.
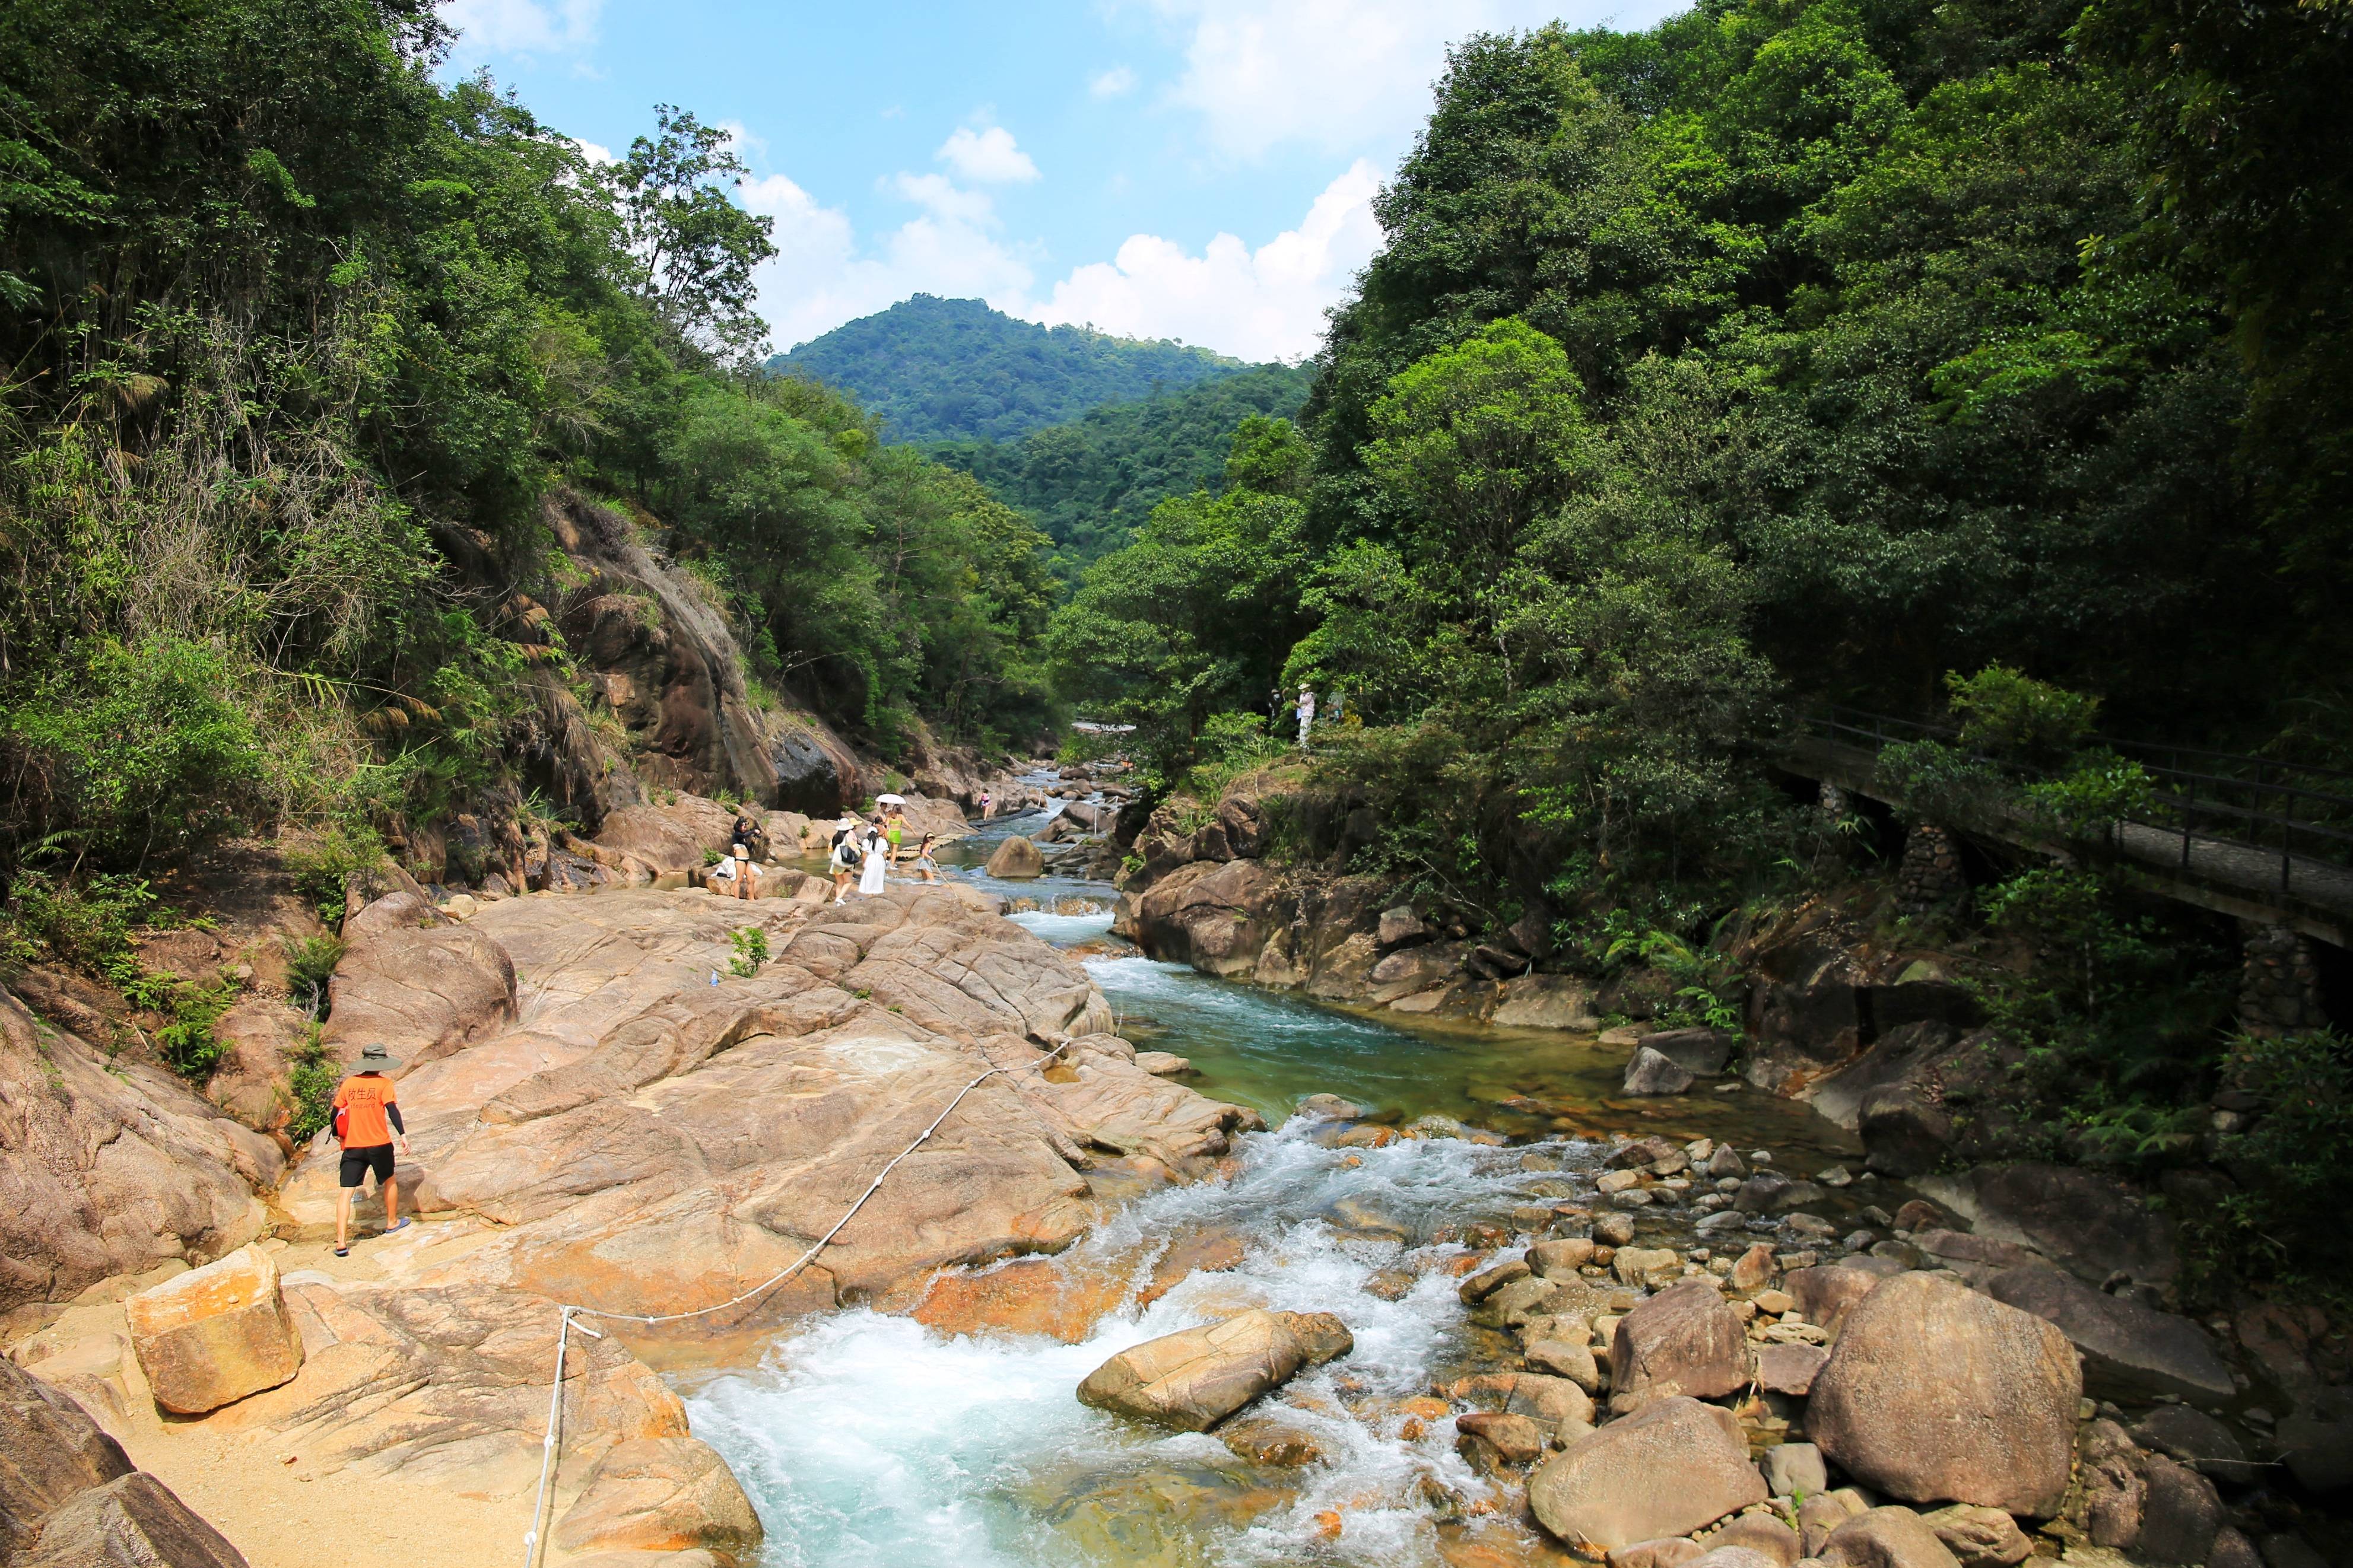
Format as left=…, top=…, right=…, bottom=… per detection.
left=123, top=1245, right=303, bottom=1414
left=913, top=1258, right=1129, bottom=1343
left=1136, top=1227, right=1249, bottom=1308
left=551, top=1437, right=763, bottom=1566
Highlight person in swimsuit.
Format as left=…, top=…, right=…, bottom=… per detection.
left=911, top=834, right=941, bottom=882
left=332, top=1042, right=412, bottom=1257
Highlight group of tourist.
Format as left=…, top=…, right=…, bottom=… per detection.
left=825, top=804, right=941, bottom=903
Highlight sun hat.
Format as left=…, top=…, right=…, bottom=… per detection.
left=357, top=1042, right=402, bottom=1071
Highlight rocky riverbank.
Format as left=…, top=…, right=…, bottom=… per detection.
left=2, top=867, right=1262, bottom=1566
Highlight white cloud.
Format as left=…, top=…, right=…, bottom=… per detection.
left=1027, top=159, right=1382, bottom=362
left=742, top=168, right=1036, bottom=353
left=936, top=125, right=1041, bottom=185
left=439, top=0, right=601, bottom=55
left=1145, top=0, right=1570, bottom=159
left=1090, top=65, right=1139, bottom=98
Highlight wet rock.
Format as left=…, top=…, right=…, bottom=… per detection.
left=1808, top=1273, right=2079, bottom=1515
left=1625, top=1047, right=1697, bottom=1096
left=1819, top=1507, right=1961, bottom=1568
left=1735, top=1173, right=1793, bottom=1214
left=1756, top=1342, right=1828, bottom=1396
left=1528, top=1396, right=1767, bottom=1552
left=1529, top=1238, right=1597, bottom=1277
left=1295, top=1093, right=1366, bottom=1120
left=1919, top=1506, right=2030, bottom=1568
left=1457, top=1411, right=1547, bottom=1472
left=985, top=837, right=1046, bottom=879
left=1892, top=1200, right=1949, bottom=1231
left=551, top=1437, right=764, bottom=1565
left=123, top=1245, right=304, bottom=1414
left=913, top=1258, right=1128, bottom=1343
left=1075, top=1309, right=1350, bottom=1431
left=1763, top=1442, right=1828, bottom=1497
left=1138, top=1228, right=1249, bottom=1308
left=16, top=1472, right=248, bottom=1568
left=1708, top=1147, right=1748, bottom=1178
left=1451, top=1370, right=1595, bottom=1429
left=1643, top=1028, right=1733, bottom=1076
left=1985, top=1266, right=2233, bottom=1402
left=1595, top=1213, right=1638, bottom=1246
left=1713, top=1513, right=1803, bottom=1566
left=1607, top=1136, right=1684, bottom=1170
left=2135, top=1455, right=2222, bottom=1566
left=1612, top=1280, right=1750, bottom=1408
left=1220, top=1414, right=1324, bottom=1467
left=1135, top=1051, right=1192, bottom=1076
left=1460, top=1257, right=1535, bottom=1305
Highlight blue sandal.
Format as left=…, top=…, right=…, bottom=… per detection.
left=383, top=1218, right=411, bottom=1236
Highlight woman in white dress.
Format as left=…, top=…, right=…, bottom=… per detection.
left=857, top=819, right=888, bottom=896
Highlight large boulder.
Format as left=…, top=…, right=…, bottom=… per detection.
left=1624, top=1047, right=1696, bottom=1095
left=1641, top=1028, right=1733, bottom=1076
left=1611, top=1280, right=1751, bottom=1408
left=17, top=1472, right=249, bottom=1568
left=551, top=1437, right=764, bottom=1565
left=0, top=1358, right=242, bottom=1567
left=1808, top=1272, right=2079, bottom=1515
left=323, top=895, right=517, bottom=1068
left=1528, top=1395, right=1767, bottom=1553
left=1786, top=1260, right=1901, bottom=1337
left=0, top=984, right=277, bottom=1318
left=1986, top=1265, right=2234, bottom=1402
left=985, top=837, right=1046, bottom=879
left=123, top=1245, right=304, bottom=1414
left=1075, top=1309, right=1351, bottom=1431
left=1819, top=1507, right=1962, bottom=1568
left=1493, top=975, right=1601, bottom=1030
left=1118, top=857, right=1285, bottom=977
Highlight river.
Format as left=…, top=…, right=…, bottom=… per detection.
left=688, top=788, right=1868, bottom=1568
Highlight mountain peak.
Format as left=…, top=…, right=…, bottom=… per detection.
left=769, top=297, right=1260, bottom=444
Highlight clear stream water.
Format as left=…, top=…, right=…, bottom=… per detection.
left=688, top=782, right=1868, bottom=1568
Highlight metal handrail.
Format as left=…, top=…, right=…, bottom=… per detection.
left=1800, top=703, right=2353, bottom=897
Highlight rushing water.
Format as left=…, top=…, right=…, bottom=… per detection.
left=692, top=774, right=1867, bottom=1568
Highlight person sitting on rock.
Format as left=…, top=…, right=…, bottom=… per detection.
left=332, top=1043, right=412, bottom=1258
left=911, top=834, right=941, bottom=882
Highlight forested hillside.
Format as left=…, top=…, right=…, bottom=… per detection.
left=931, top=363, right=1314, bottom=567
left=1053, top=0, right=2349, bottom=878
left=0, top=2, right=1051, bottom=891
left=770, top=294, right=1256, bottom=443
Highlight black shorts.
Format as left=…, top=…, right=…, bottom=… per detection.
left=339, top=1143, right=395, bottom=1187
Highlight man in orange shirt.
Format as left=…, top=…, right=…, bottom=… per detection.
left=332, top=1042, right=413, bottom=1257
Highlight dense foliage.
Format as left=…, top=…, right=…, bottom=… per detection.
left=771, top=294, right=1258, bottom=444
left=0, top=1, right=1051, bottom=895
left=1056, top=0, right=2343, bottom=908
left=932, top=363, right=1314, bottom=568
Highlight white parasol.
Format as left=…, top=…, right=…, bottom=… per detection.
left=875, top=793, right=907, bottom=806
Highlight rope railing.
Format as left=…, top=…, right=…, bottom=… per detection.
left=516, top=1032, right=1079, bottom=1567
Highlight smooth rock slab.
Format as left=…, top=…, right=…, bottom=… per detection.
left=1986, top=1265, right=2234, bottom=1402
left=1075, top=1309, right=1350, bottom=1431
left=1808, top=1273, right=2079, bottom=1516
left=552, top=1437, right=764, bottom=1566
left=1528, top=1395, right=1767, bottom=1553
left=123, top=1245, right=303, bottom=1414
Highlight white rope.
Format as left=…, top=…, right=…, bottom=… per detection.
left=516, top=1033, right=1078, bottom=1566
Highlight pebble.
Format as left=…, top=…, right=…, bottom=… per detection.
left=1817, top=1165, right=1853, bottom=1187
left=1841, top=1230, right=1876, bottom=1251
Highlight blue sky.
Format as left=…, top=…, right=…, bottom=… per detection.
left=440, top=0, right=1685, bottom=360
